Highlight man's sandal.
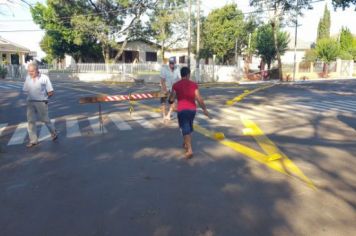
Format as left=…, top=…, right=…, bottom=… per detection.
left=26, top=142, right=38, bottom=148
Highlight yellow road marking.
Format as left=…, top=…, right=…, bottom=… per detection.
left=226, top=84, right=276, bottom=106
left=194, top=122, right=315, bottom=189
left=134, top=100, right=315, bottom=189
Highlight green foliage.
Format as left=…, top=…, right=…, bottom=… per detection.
left=31, top=0, right=102, bottom=63
left=254, top=24, right=290, bottom=68
left=339, top=27, right=353, bottom=51
left=200, top=4, right=254, bottom=64
left=315, top=38, right=340, bottom=62
left=338, top=50, right=353, bottom=60
left=317, top=5, right=331, bottom=41
left=31, top=0, right=155, bottom=63
left=148, top=0, right=188, bottom=59
left=332, top=0, right=356, bottom=10
left=303, top=49, right=317, bottom=62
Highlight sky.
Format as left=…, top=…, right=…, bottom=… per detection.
left=0, top=0, right=355, bottom=59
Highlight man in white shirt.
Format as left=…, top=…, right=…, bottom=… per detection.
left=22, top=63, right=57, bottom=148
left=160, top=57, right=180, bottom=122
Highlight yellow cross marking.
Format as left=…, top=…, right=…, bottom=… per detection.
left=134, top=101, right=315, bottom=189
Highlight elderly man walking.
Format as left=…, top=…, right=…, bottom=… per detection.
left=22, top=63, right=57, bottom=148
left=160, top=57, right=181, bottom=122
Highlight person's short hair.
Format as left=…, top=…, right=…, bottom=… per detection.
left=28, top=62, right=39, bottom=71
left=168, top=57, right=176, bottom=64
left=180, top=67, right=190, bottom=78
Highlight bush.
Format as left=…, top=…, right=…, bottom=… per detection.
left=0, top=65, right=7, bottom=79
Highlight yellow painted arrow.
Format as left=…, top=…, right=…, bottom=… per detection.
left=133, top=101, right=315, bottom=189
left=194, top=118, right=315, bottom=189
left=226, top=84, right=276, bottom=106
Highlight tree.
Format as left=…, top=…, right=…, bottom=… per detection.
left=200, top=4, right=254, bottom=64
left=250, top=0, right=313, bottom=80
left=315, top=38, right=340, bottom=76
left=339, top=27, right=353, bottom=51
left=254, top=24, right=290, bottom=69
left=31, top=0, right=103, bottom=62
left=317, top=5, right=331, bottom=41
left=332, top=0, right=356, bottom=10
left=148, top=0, right=188, bottom=60
left=338, top=27, right=354, bottom=60
left=32, top=0, right=157, bottom=63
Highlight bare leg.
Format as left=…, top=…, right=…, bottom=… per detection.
left=165, top=103, right=174, bottom=120
left=183, top=134, right=193, bottom=158
left=161, top=103, right=166, bottom=118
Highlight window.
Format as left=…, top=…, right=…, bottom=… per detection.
left=146, top=52, right=157, bottom=62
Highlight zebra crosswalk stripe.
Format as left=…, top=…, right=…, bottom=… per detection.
left=322, top=101, right=356, bottom=112
left=5, top=84, right=21, bottom=89
left=108, top=113, right=132, bottom=130
left=38, top=119, right=55, bottom=142
left=66, top=119, right=82, bottom=137
left=8, top=123, right=28, bottom=146
left=339, top=100, right=356, bottom=107
left=294, top=103, right=325, bottom=112
left=0, top=123, right=7, bottom=136
left=131, top=113, right=156, bottom=129
left=88, top=116, right=108, bottom=134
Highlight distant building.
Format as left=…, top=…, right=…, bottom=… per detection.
left=116, top=39, right=161, bottom=63
left=281, top=38, right=313, bottom=64
left=0, top=36, right=36, bottom=65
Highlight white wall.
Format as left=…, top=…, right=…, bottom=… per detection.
left=281, top=50, right=306, bottom=64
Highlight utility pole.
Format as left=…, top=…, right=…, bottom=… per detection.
left=293, top=1, right=299, bottom=81
left=188, top=0, right=191, bottom=68
left=196, top=0, right=200, bottom=81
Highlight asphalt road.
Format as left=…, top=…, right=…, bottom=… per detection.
left=0, top=78, right=355, bottom=236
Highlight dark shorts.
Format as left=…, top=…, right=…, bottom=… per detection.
left=160, top=91, right=171, bottom=104
left=178, top=110, right=196, bottom=135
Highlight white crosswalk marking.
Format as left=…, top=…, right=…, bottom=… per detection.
left=294, top=103, right=325, bottom=112
left=339, top=100, right=356, bottom=107
left=8, top=123, right=28, bottom=145
left=108, top=114, right=132, bottom=130
left=0, top=123, right=7, bottom=136
left=66, top=119, right=82, bottom=137
left=322, top=101, right=356, bottom=112
left=5, top=84, right=21, bottom=89
left=131, top=113, right=155, bottom=128
left=88, top=116, right=107, bottom=134
left=38, top=119, right=55, bottom=142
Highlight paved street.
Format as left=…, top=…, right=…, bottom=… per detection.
left=0, top=78, right=356, bottom=236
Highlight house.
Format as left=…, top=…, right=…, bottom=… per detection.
left=0, top=36, right=35, bottom=65
left=281, top=38, right=312, bottom=64
left=116, top=39, right=162, bottom=63
left=165, top=47, right=189, bottom=64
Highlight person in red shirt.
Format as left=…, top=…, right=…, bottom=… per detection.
left=169, top=67, right=209, bottom=159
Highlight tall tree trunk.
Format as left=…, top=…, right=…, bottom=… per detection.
left=161, top=39, right=165, bottom=62
left=114, top=39, right=129, bottom=62
left=323, top=62, right=328, bottom=77
left=271, top=20, right=283, bottom=81
left=102, top=46, right=110, bottom=64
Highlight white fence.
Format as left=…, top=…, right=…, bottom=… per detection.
left=2, top=60, right=354, bottom=82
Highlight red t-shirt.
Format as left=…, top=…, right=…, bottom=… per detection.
left=172, top=79, right=198, bottom=111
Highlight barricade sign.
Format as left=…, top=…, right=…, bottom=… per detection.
left=79, top=91, right=167, bottom=104
left=79, top=91, right=168, bottom=133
